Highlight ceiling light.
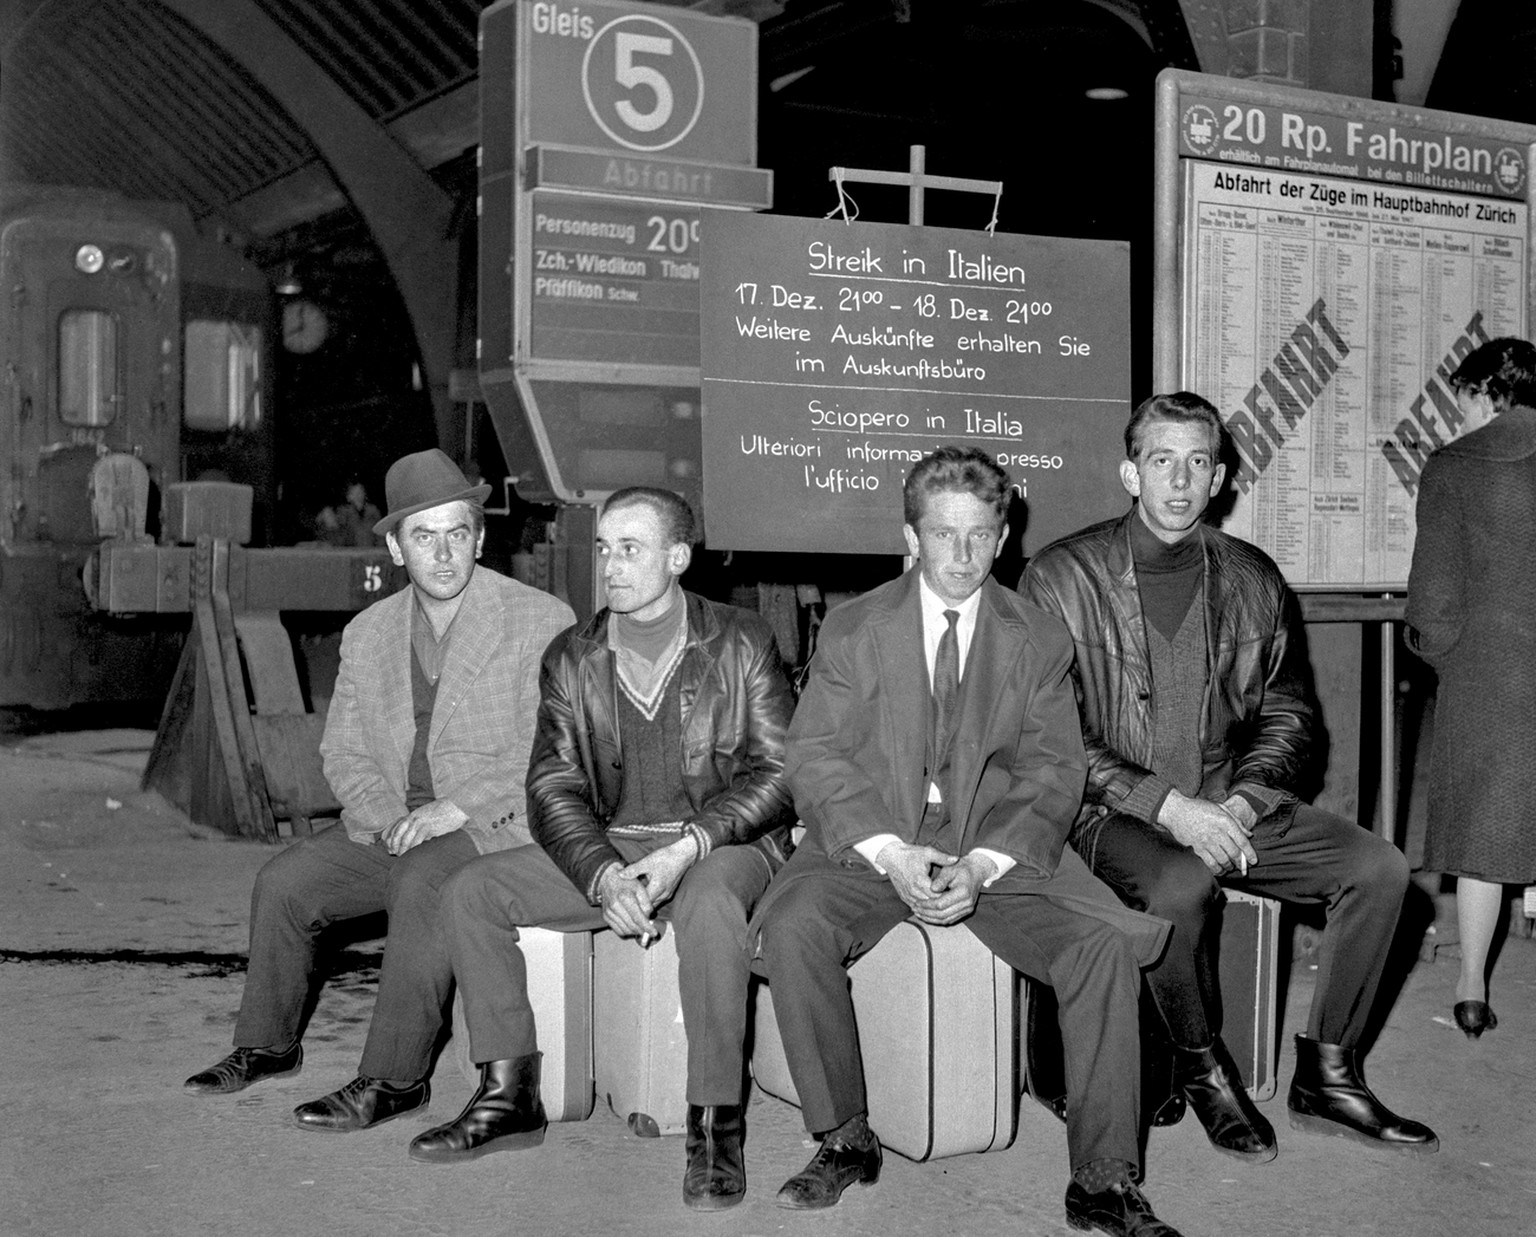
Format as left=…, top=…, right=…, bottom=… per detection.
left=1085, top=86, right=1129, bottom=101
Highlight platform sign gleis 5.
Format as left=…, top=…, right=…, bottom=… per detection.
left=517, top=0, right=756, bottom=165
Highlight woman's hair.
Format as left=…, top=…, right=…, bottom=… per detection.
left=1448, top=337, right=1536, bottom=411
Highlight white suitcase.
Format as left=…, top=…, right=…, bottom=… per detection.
left=752, top=919, right=1018, bottom=1161
left=592, top=926, right=689, bottom=1136
left=450, top=926, right=595, bottom=1122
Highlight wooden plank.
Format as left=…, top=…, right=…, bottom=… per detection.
left=233, top=612, right=306, bottom=714
left=252, top=712, right=339, bottom=825
left=211, top=542, right=277, bottom=841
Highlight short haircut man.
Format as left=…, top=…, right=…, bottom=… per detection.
left=184, top=448, right=574, bottom=1136
left=754, top=446, right=1182, bottom=1235
left=410, top=488, right=795, bottom=1214
left=1023, top=392, right=1437, bottom=1162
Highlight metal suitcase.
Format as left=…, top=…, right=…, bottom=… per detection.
left=451, top=926, right=595, bottom=1122
left=592, top=926, right=689, bottom=1136
left=752, top=919, right=1019, bottom=1161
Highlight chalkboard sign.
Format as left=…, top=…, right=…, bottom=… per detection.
left=699, top=213, right=1131, bottom=555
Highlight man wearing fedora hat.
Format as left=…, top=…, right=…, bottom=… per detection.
left=184, top=448, right=574, bottom=1137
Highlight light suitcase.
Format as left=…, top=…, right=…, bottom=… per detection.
left=1021, top=887, right=1281, bottom=1113
left=1216, top=887, right=1281, bottom=1099
left=450, top=926, right=595, bottom=1122
left=592, top=926, right=689, bottom=1136
left=752, top=919, right=1019, bottom=1161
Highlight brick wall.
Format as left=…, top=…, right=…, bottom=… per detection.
left=1225, top=0, right=1310, bottom=86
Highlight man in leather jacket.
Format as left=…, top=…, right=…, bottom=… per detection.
left=1023, top=392, right=1437, bottom=1162
left=409, top=487, right=795, bottom=1213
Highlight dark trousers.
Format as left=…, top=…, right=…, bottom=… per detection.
left=752, top=838, right=1144, bottom=1173
left=1073, top=803, right=1410, bottom=1050
left=443, top=839, right=777, bottom=1105
left=232, top=823, right=478, bottom=1081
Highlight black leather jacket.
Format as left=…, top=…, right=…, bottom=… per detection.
left=1021, top=512, right=1317, bottom=827
left=527, top=591, right=796, bottom=900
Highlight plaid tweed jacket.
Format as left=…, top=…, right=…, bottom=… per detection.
left=320, top=566, right=574, bottom=853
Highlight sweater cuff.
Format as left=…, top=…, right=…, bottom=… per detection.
left=684, top=822, right=714, bottom=861
left=1121, top=773, right=1175, bottom=825
left=1231, top=782, right=1289, bottom=821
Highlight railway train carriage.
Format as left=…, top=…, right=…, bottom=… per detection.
left=0, top=186, right=275, bottom=708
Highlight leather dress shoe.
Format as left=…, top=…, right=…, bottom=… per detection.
left=683, top=1103, right=746, bottom=1211
left=774, top=1116, right=881, bottom=1210
left=1175, top=1043, right=1276, bottom=1161
left=1454, top=1000, right=1497, bottom=1039
left=1286, top=1035, right=1437, bottom=1152
left=1066, top=1180, right=1186, bottom=1237
left=184, top=1044, right=301, bottom=1094
left=293, top=1075, right=429, bottom=1132
left=409, top=1054, right=546, bottom=1163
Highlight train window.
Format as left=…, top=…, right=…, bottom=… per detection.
left=184, top=319, right=263, bottom=431
left=58, top=309, right=119, bottom=425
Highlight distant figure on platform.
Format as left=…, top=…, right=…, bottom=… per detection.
left=410, top=488, right=795, bottom=1214
left=1023, top=392, right=1438, bottom=1160
left=184, top=449, right=573, bottom=1137
left=755, top=447, right=1182, bottom=1237
left=1407, top=337, right=1536, bottom=1041
left=315, top=478, right=384, bottom=547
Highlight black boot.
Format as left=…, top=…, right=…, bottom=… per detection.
left=1286, top=1035, right=1437, bottom=1152
left=408, top=1054, right=547, bottom=1163
left=683, top=1104, right=746, bottom=1211
left=1173, top=1041, right=1276, bottom=1161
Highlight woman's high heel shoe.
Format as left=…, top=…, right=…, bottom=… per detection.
left=1453, top=1000, right=1497, bottom=1039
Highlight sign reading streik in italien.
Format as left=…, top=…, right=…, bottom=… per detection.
left=1155, top=69, right=1536, bottom=591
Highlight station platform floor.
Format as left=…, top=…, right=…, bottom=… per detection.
left=2, top=727, right=1532, bottom=1237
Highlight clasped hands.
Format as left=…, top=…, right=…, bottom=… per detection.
left=1158, top=790, right=1259, bottom=876
left=875, top=841, right=998, bottom=925
left=381, top=799, right=468, bottom=855
left=596, top=837, right=698, bottom=945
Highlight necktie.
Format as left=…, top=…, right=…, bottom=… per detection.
left=932, top=609, right=960, bottom=795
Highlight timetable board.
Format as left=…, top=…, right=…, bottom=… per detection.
left=699, top=212, right=1131, bottom=555
left=1156, top=69, right=1536, bottom=590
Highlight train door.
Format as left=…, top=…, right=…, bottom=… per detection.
left=0, top=203, right=182, bottom=705
left=1, top=210, right=180, bottom=542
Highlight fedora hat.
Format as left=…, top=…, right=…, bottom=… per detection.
left=373, top=448, right=492, bottom=535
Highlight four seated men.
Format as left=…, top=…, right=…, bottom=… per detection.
left=187, top=428, right=1430, bottom=1234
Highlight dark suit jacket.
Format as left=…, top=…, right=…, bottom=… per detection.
left=786, top=569, right=1168, bottom=960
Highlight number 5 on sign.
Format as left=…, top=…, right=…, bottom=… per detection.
left=614, top=33, right=673, bottom=132
left=582, top=13, right=704, bottom=152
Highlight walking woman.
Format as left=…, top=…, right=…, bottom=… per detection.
left=1406, top=336, right=1536, bottom=1039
